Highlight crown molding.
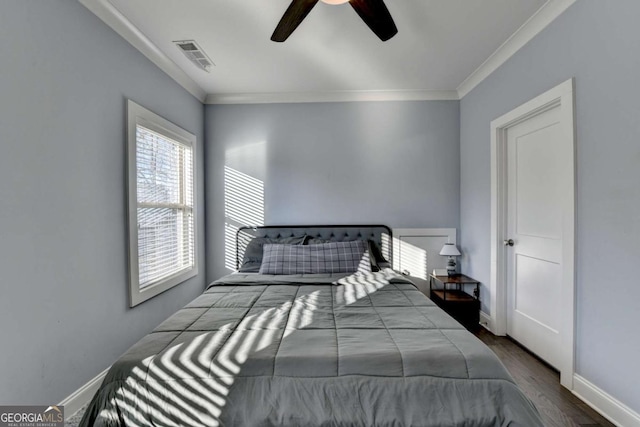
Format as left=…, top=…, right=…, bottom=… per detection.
left=456, top=0, right=577, bottom=99
left=205, top=90, right=459, bottom=105
left=78, top=0, right=207, bottom=102
left=80, top=0, right=574, bottom=105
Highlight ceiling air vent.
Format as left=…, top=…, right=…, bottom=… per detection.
left=173, top=40, right=215, bottom=73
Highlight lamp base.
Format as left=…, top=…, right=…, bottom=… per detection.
left=446, top=257, right=457, bottom=276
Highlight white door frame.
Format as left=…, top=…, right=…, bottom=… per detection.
left=489, top=78, right=576, bottom=388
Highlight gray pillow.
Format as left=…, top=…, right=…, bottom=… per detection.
left=306, top=238, right=384, bottom=272
left=238, top=236, right=308, bottom=272
left=367, top=240, right=389, bottom=270
left=259, top=240, right=371, bottom=275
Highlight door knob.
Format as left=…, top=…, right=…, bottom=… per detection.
left=504, top=239, right=514, bottom=247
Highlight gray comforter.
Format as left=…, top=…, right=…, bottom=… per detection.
left=80, top=270, right=543, bottom=426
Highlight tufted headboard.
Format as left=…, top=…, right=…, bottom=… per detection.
left=235, top=225, right=393, bottom=270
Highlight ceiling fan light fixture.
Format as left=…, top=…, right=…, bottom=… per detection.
left=271, top=0, right=397, bottom=42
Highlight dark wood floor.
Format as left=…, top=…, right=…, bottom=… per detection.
left=475, top=329, right=614, bottom=427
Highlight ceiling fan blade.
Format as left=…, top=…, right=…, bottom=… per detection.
left=271, top=0, right=320, bottom=42
left=349, top=0, right=398, bottom=41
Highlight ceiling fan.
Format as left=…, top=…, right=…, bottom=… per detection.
left=271, top=0, right=398, bottom=42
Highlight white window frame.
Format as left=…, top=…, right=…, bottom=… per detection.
left=127, top=100, right=198, bottom=307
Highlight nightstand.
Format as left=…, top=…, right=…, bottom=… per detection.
left=429, top=274, right=480, bottom=331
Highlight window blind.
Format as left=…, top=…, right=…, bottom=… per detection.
left=136, top=125, right=194, bottom=289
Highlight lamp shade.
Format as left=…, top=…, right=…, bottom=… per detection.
left=439, top=243, right=461, bottom=257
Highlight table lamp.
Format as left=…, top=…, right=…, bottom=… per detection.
left=439, top=243, right=461, bottom=276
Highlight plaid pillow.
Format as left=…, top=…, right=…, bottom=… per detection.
left=259, top=240, right=371, bottom=275
left=238, top=235, right=308, bottom=272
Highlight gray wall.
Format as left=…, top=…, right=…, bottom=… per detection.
left=205, top=101, right=460, bottom=280
left=9, top=0, right=636, bottom=414
left=0, top=1, right=206, bottom=403
left=460, top=0, right=640, bottom=412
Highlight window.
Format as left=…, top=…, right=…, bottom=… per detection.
left=127, top=100, right=197, bottom=307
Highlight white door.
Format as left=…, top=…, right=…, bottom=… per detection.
left=505, top=104, right=570, bottom=370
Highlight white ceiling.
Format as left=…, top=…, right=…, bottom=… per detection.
left=83, top=0, right=574, bottom=103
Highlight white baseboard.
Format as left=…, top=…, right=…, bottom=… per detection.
left=479, top=324, right=638, bottom=426
left=573, top=374, right=640, bottom=427
left=479, top=311, right=494, bottom=332
left=59, top=367, right=110, bottom=420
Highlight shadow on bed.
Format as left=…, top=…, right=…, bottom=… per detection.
left=80, top=273, right=396, bottom=426
left=80, top=269, right=543, bottom=426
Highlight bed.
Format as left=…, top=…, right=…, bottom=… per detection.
left=80, top=225, right=543, bottom=427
